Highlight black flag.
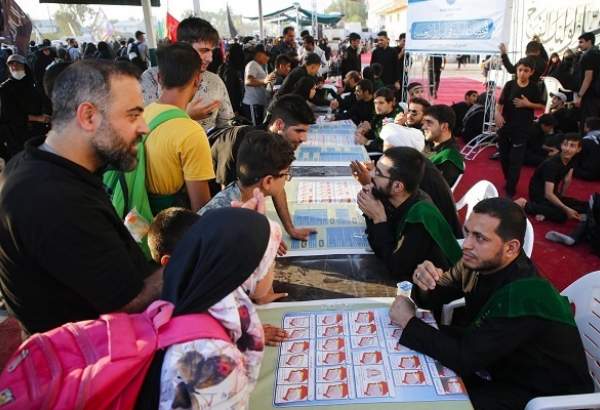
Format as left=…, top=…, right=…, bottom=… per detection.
left=226, top=4, right=238, bottom=38
left=1, top=0, right=33, bottom=55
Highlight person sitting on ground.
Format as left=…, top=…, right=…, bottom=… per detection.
left=355, top=87, right=401, bottom=153
left=422, top=104, right=464, bottom=187
left=330, top=70, right=361, bottom=119
left=347, top=79, right=375, bottom=126
left=144, top=42, right=215, bottom=214
left=210, top=95, right=317, bottom=244
left=389, top=197, right=593, bottom=409
left=461, top=92, right=488, bottom=143
left=394, top=97, right=430, bottom=130
left=524, top=114, right=563, bottom=166
left=357, top=147, right=462, bottom=280
left=138, top=208, right=283, bottom=409
left=141, top=17, right=234, bottom=132
left=147, top=206, right=288, bottom=345
left=370, top=62, right=385, bottom=92
left=451, top=90, right=478, bottom=137
left=574, top=116, right=600, bottom=180
left=548, top=89, right=579, bottom=134
left=407, top=82, right=425, bottom=101
left=515, top=133, right=587, bottom=222
left=276, top=53, right=322, bottom=97
left=0, top=60, right=160, bottom=335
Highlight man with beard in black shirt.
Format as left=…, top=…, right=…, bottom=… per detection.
left=389, top=197, right=593, bottom=409
left=574, top=32, right=600, bottom=132
left=370, top=31, right=398, bottom=87
left=341, top=33, right=362, bottom=78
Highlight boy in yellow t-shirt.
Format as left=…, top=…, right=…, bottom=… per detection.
left=144, top=42, right=214, bottom=213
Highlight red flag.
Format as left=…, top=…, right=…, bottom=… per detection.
left=167, top=12, right=178, bottom=42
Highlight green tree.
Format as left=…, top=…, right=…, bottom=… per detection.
left=53, top=4, right=94, bottom=38
left=325, top=0, right=367, bottom=25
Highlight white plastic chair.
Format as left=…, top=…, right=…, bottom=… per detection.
left=455, top=180, right=498, bottom=220
left=442, top=218, right=534, bottom=326
left=542, top=76, right=564, bottom=114
left=450, top=171, right=464, bottom=193
left=524, top=271, right=600, bottom=409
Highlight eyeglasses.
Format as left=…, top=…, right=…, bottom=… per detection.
left=407, top=109, right=420, bottom=115
left=276, top=172, right=293, bottom=181
left=373, top=166, right=393, bottom=180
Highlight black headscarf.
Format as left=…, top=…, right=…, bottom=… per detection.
left=136, top=207, right=271, bottom=409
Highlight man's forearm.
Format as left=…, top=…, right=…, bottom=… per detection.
left=578, top=71, right=593, bottom=97
left=119, top=267, right=163, bottom=313
left=273, top=190, right=294, bottom=231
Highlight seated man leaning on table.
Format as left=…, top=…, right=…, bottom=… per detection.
left=389, top=198, right=593, bottom=409
left=356, top=147, right=462, bottom=280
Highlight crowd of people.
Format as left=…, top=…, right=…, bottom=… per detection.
left=0, top=15, right=597, bottom=410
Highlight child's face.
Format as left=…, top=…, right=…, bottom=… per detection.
left=516, top=64, right=533, bottom=82
left=262, top=167, right=290, bottom=197
left=560, top=139, right=582, bottom=161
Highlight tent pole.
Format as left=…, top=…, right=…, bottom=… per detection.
left=141, top=0, right=157, bottom=48
left=193, top=0, right=201, bottom=16
left=259, top=0, right=264, bottom=40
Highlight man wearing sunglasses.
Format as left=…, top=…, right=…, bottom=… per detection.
left=357, top=147, right=462, bottom=281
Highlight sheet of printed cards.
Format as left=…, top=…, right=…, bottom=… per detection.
left=273, top=308, right=468, bottom=406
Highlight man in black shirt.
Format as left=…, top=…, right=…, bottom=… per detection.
left=330, top=70, right=360, bottom=119
left=427, top=55, right=445, bottom=99
left=451, top=90, right=478, bottom=137
left=389, top=198, right=593, bottom=409
left=276, top=53, right=321, bottom=97
left=524, top=114, right=562, bottom=166
left=575, top=32, right=600, bottom=132
left=496, top=57, right=545, bottom=197
left=347, top=79, right=375, bottom=125
left=549, top=90, right=579, bottom=133
left=357, top=147, right=462, bottom=280
left=0, top=61, right=161, bottom=335
left=515, top=133, right=587, bottom=222
left=499, top=40, right=546, bottom=84
left=370, top=31, right=397, bottom=87
left=575, top=117, right=600, bottom=180
left=340, top=32, right=362, bottom=78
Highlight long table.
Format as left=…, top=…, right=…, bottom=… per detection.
left=250, top=299, right=473, bottom=410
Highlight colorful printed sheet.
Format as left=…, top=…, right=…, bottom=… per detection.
left=287, top=177, right=361, bottom=205
left=293, top=145, right=370, bottom=167
left=273, top=308, right=468, bottom=407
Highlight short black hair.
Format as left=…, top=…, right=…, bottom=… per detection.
left=410, top=97, right=432, bottom=110
left=362, top=66, right=373, bottom=81
left=157, top=42, right=202, bottom=89
left=374, top=87, right=395, bottom=102
left=176, top=17, right=219, bottom=46
left=292, top=76, right=316, bottom=100
left=579, top=32, right=595, bottom=45
left=237, top=130, right=296, bottom=187
left=346, top=70, right=361, bottom=83
left=585, top=117, right=600, bottom=131
left=44, top=61, right=71, bottom=97
left=303, top=35, right=315, bottom=45
left=538, top=114, right=558, bottom=127
left=515, top=56, right=536, bottom=70
left=267, top=94, right=316, bottom=126
left=424, top=104, right=456, bottom=131
left=562, top=132, right=582, bottom=146
left=148, top=207, right=200, bottom=262
left=377, top=31, right=388, bottom=38
left=525, top=40, right=541, bottom=54
left=300, top=30, right=310, bottom=38
left=465, top=90, right=478, bottom=98
left=472, top=198, right=526, bottom=246
left=349, top=32, right=361, bottom=41
left=303, top=52, right=322, bottom=66
left=370, top=63, right=383, bottom=77
left=275, top=54, right=292, bottom=67
left=283, top=26, right=294, bottom=36
left=357, top=79, right=374, bottom=95
left=382, top=147, right=425, bottom=193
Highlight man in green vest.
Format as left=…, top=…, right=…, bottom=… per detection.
left=422, top=104, right=464, bottom=187
left=389, top=198, right=593, bottom=409
left=357, top=146, right=462, bottom=280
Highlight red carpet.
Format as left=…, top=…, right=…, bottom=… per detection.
left=453, top=146, right=600, bottom=291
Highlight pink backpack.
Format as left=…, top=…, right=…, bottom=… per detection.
left=0, top=300, right=231, bottom=409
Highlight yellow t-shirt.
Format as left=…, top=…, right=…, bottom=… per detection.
left=144, top=103, right=215, bottom=195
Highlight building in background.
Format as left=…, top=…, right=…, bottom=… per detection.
left=366, top=0, right=407, bottom=43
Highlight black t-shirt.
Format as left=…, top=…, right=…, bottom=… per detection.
left=528, top=155, right=573, bottom=202
left=370, top=46, right=398, bottom=86
left=451, top=101, right=470, bottom=135
left=580, top=49, right=600, bottom=98
left=499, top=80, right=542, bottom=129
left=0, top=139, right=154, bottom=334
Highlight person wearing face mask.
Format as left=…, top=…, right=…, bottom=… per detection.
left=143, top=42, right=215, bottom=214
left=0, top=54, right=50, bottom=159
left=356, top=147, right=462, bottom=281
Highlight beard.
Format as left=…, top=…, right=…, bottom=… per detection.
left=371, top=179, right=392, bottom=202
left=91, top=119, right=140, bottom=172
left=463, top=248, right=504, bottom=272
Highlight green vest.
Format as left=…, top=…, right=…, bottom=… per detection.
left=471, top=277, right=576, bottom=329
left=398, top=200, right=463, bottom=266
left=430, top=146, right=465, bottom=171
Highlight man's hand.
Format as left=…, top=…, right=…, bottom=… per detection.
left=277, top=240, right=288, bottom=256
left=350, top=160, right=373, bottom=186
left=187, top=97, right=221, bottom=121
left=287, top=227, right=317, bottom=241
left=231, top=188, right=266, bottom=214
left=565, top=207, right=582, bottom=221
left=499, top=42, right=507, bottom=55
left=263, top=324, right=288, bottom=346
left=394, top=112, right=407, bottom=126
left=574, top=94, right=582, bottom=107
left=264, top=72, right=277, bottom=85
left=513, top=94, right=531, bottom=108
left=254, top=288, right=289, bottom=305
left=412, top=260, right=444, bottom=291
left=495, top=112, right=505, bottom=128
left=357, top=121, right=371, bottom=132
left=357, top=189, right=386, bottom=223
left=389, top=296, right=416, bottom=328
left=355, top=132, right=369, bottom=145
left=330, top=99, right=340, bottom=110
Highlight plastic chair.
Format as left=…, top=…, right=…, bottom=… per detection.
left=442, top=218, right=534, bottom=326
left=455, top=180, right=498, bottom=220
left=451, top=172, right=464, bottom=193
left=524, top=271, right=600, bottom=409
left=542, top=76, right=564, bottom=114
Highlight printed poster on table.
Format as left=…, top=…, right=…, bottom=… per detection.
left=406, top=0, right=512, bottom=54
left=273, top=308, right=469, bottom=406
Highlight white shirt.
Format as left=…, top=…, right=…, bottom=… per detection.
left=243, top=60, right=268, bottom=106
left=298, top=45, right=328, bottom=76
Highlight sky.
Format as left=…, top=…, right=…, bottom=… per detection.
left=19, top=0, right=333, bottom=21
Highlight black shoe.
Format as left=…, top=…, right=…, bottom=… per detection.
left=490, top=152, right=500, bottom=160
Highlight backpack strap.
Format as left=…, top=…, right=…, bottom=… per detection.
left=146, top=107, right=189, bottom=135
